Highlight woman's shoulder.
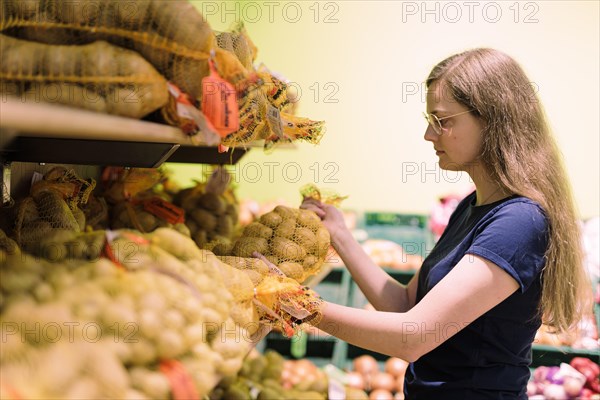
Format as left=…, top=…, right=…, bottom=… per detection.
left=481, top=195, right=548, bottom=231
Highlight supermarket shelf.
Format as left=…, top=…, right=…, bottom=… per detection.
left=329, top=266, right=417, bottom=284
left=531, top=344, right=600, bottom=368
left=0, top=135, right=180, bottom=168
left=166, top=144, right=248, bottom=165
left=0, top=100, right=249, bottom=167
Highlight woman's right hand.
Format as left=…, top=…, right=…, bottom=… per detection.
left=300, top=197, right=348, bottom=245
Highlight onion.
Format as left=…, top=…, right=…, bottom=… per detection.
left=371, top=372, right=396, bottom=392
left=295, top=359, right=317, bottom=373
left=385, top=357, right=408, bottom=378
left=353, top=355, right=379, bottom=376
left=345, top=371, right=366, bottom=390
left=563, top=376, right=584, bottom=398
left=281, top=369, right=292, bottom=382
left=526, top=381, right=539, bottom=396
left=543, top=384, right=567, bottom=400
left=533, top=366, right=549, bottom=383
left=294, top=363, right=311, bottom=379
left=369, top=389, right=394, bottom=400
left=546, top=366, right=563, bottom=384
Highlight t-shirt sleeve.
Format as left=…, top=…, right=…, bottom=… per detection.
left=466, top=201, right=549, bottom=292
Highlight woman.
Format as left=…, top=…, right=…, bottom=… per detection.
left=300, top=48, right=591, bottom=399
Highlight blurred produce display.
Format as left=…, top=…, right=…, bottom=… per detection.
left=528, top=358, right=600, bottom=399
left=208, top=349, right=329, bottom=400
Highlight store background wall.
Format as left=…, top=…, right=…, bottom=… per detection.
left=170, top=1, right=599, bottom=219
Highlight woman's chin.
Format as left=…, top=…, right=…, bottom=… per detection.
left=437, top=160, right=464, bottom=172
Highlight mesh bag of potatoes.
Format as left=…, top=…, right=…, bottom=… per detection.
left=103, top=167, right=188, bottom=235
left=0, top=1, right=327, bottom=148
left=172, top=167, right=239, bottom=252
left=223, top=184, right=348, bottom=284
left=12, top=167, right=96, bottom=256
left=0, top=229, right=252, bottom=399
left=0, top=0, right=248, bottom=100
left=0, top=34, right=169, bottom=118
left=225, top=205, right=331, bottom=284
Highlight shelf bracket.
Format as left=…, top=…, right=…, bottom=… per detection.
left=1, top=161, right=13, bottom=208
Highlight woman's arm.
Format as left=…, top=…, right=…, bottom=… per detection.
left=302, top=198, right=417, bottom=312
left=333, top=228, right=420, bottom=313
left=313, top=254, right=519, bottom=362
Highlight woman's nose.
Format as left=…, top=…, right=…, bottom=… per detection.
left=424, top=125, right=438, bottom=142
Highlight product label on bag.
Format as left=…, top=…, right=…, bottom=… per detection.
left=142, top=197, right=185, bottom=225
left=266, top=103, right=284, bottom=138
left=201, top=60, right=240, bottom=137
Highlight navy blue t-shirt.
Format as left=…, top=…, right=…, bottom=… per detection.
left=405, top=191, right=549, bottom=399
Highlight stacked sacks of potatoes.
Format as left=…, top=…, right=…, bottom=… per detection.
left=228, top=205, right=330, bottom=283
left=103, top=168, right=189, bottom=236
left=172, top=167, right=239, bottom=253
left=12, top=167, right=96, bottom=257
left=174, top=189, right=238, bottom=251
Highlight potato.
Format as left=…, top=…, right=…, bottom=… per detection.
left=35, top=190, right=80, bottom=232
left=16, top=197, right=39, bottom=224
left=191, top=209, right=217, bottom=231
left=65, top=237, right=87, bottom=259
left=72, top=207, right=86, bottom=231
left=178, top=190, right=198, bottom=212
left=215, top=214, right=233, bottom=237
left=270, top=237, right=306, bottom=262
left=18, top=220, right=52, bottom=247
left=243, top=270, right=263, bottom=286
left=303, top=255, right=319, bottom=271
left=225, top=203, right=238, bottom=218
left=172, top=222, right=191, bottom=237
left=297, top=209, right=322, bottom=230
left=260, top=211, right=283, bottom=229
left=243, top=222, right=273, bottom=239
left=198, top=193, right=226, bottom=214
left=137, top=210, right=158, bottom=232
left=185, top=219, right=198, bottom=235
left=83, top=231, right=106, bottom=260
left=193, top=230, right=208, bottom=247
left=23, top=83, right=107, bottom=113
left=315, top=227, right=330, bottom=257
left=217, top=256, right=268, bottom=274
left=232, top=237, right=268, bottom=258
left=274, top=218, right=296, bottom=239
left=211, top=241, right=232, bottom=256
left=0, top=35, right=168, bottom=118
left=294, top=227, right=317, bottom=253
left=274, top=205, right=298, bottom=220
left=277, top=262, right=304, bottom=281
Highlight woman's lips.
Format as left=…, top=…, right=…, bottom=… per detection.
left=435, top=150, right=445, bottom=156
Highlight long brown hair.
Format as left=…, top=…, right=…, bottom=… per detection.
left=426, top=48, right=591, bottom=333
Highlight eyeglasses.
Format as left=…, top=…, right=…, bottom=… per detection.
left=423, top=109, right=474, bottom=135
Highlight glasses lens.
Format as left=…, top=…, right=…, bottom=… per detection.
left=423, top=112, right=442, bottom=134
